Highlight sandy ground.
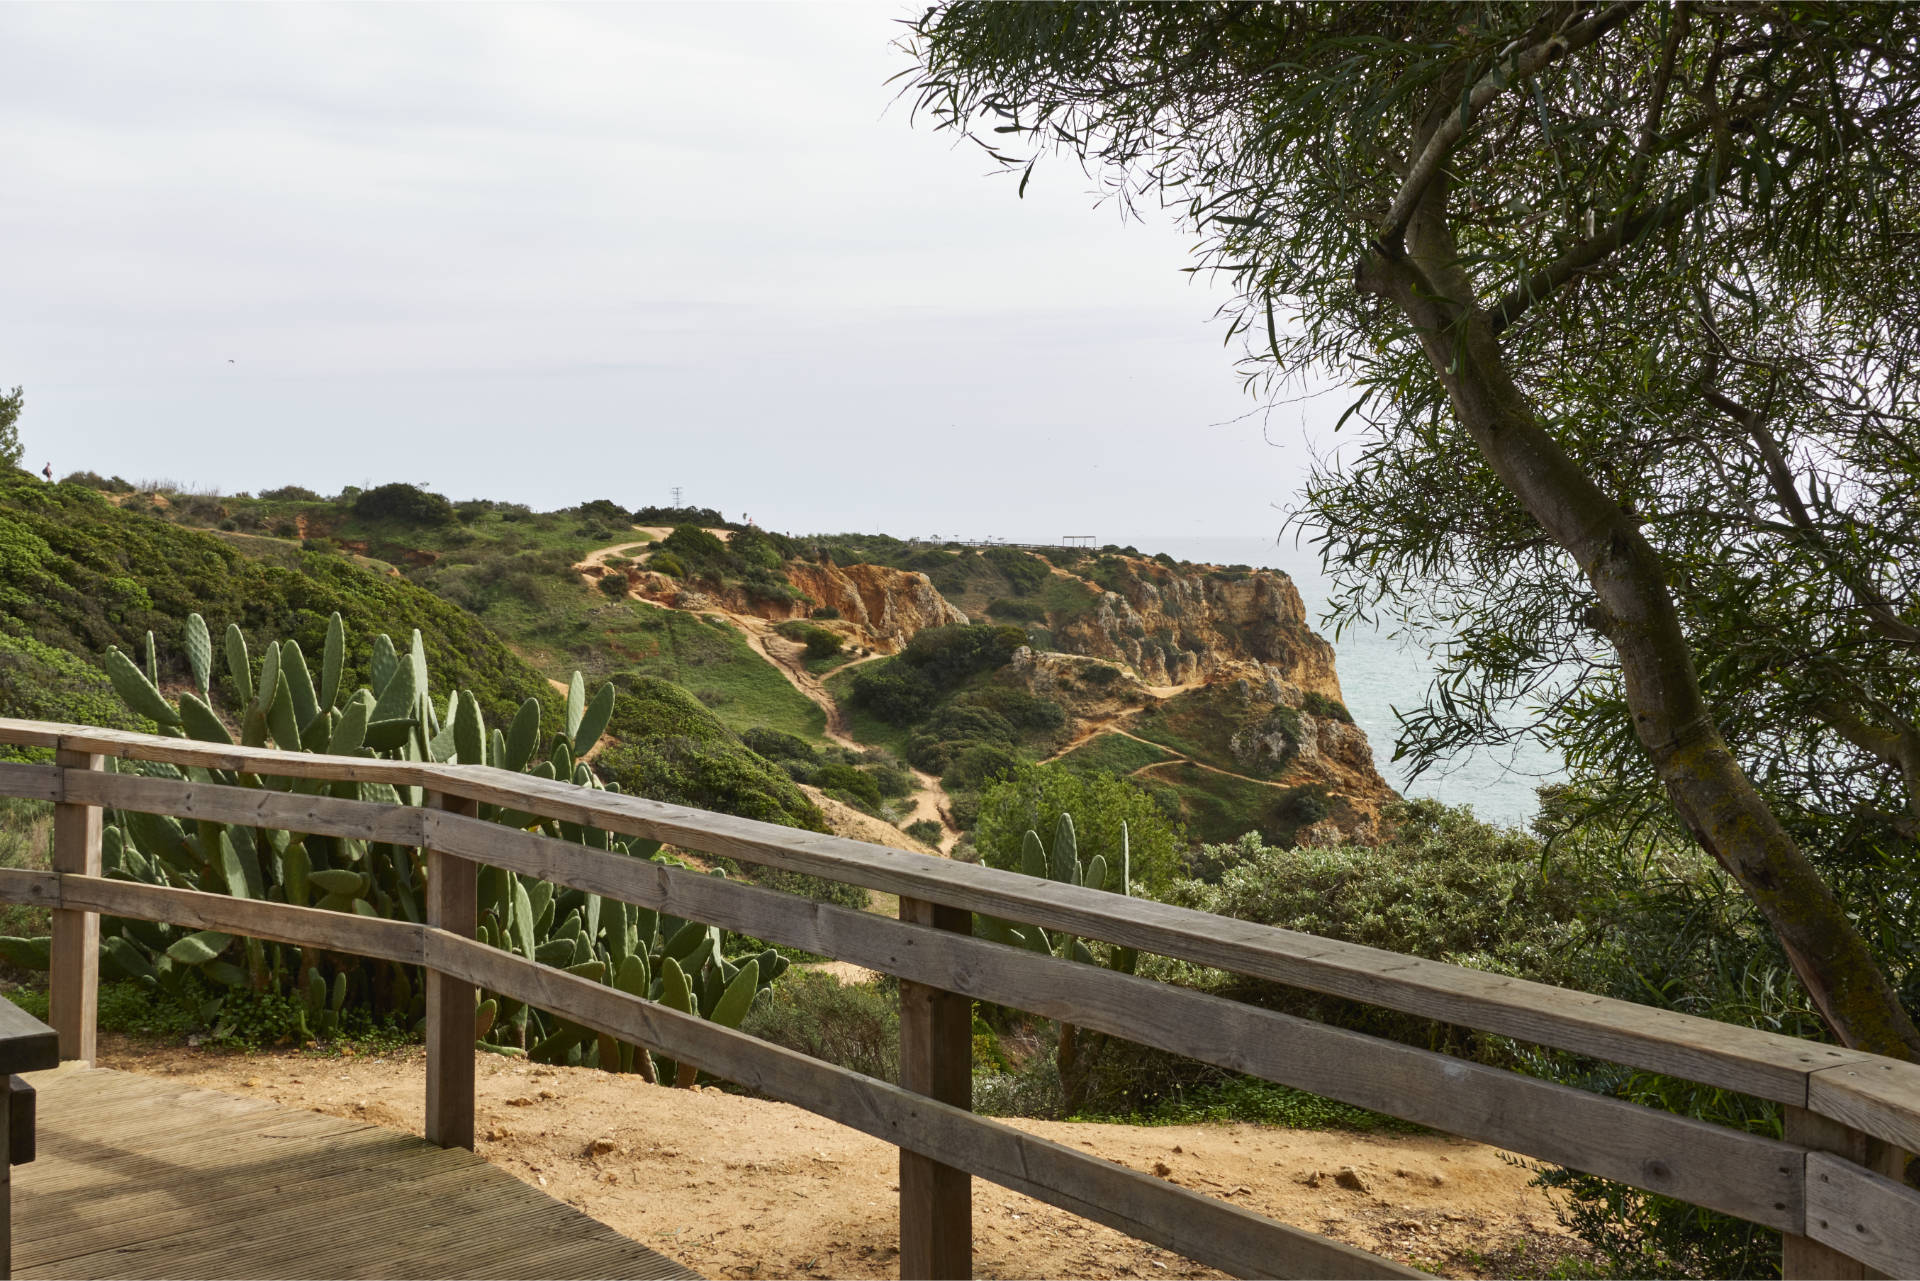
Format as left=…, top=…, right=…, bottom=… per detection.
left=96, top=1038, right=1579, bottom=1280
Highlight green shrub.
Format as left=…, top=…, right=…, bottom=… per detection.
left=742, top=727, right=818, bottom=763
left=905, top=819, right=944, bottom=846
left=597, top=572, right=628, bottom=598
left=633, top=504, right=728, bottom=527
left=661, top=525, right=730, bottom=576
left=941, top=741, right=1023, bottom=792
left=62, top=471, right=136, bottom=492
left=816, top=761, right=884, bottom=810
left=849, top=660, right=938, bottom=726
left=740, top=970, right=898, bottom=1082
left=259, top=485, right=322, bottom=502
left=982, top=546, right=1050, bottom=595
left=351, top=482, right=455, bottom=526
left=811, top=606, right=841, bottom=620
left=1303, top=691, right=1354, bottom=723
left=575, top=498, right=627, bottom=525
left=650, top=552, right=685, bottom=578
left=973, top=762, right=1184, bottom=895
left=987, top=597, right=1046, bottom=622
left=804, top=630, right=842, bottom=660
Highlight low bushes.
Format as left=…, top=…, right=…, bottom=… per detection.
left=352, top=482, right=456, bottom=526
left=740, top=970, right=899, bottom=1083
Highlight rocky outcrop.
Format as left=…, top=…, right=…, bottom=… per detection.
left=784, top=561, right=968, bottom=651
left=1051, top=557, right=1343, bottom=694
left=626, top=560, right=966, bottom=653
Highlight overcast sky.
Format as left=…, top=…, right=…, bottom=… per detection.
left=3, top=3, right=1340, bottom=548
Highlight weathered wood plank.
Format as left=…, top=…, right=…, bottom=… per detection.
left=50, top=749, right=103, bottom=1063
left=898, top=896, right=972, bottom=1280
left=15, top=720, right=447, bottom=789
left=65, top=770, right=425, bottom=849
left=0, top=720, right=62, bottom=750
left=1783, top=1107, right=1868, bottom=1280
left=8, top=724, right=1901, bottom=1118
left=425, top=791, right=478, bottom=1151
left=0, top=763, right=60, bottom=803
left=2, top=1074, right=12, bottom=1281
left=21, top=1136, right=463, bottom=1257
left=15, top=1068, right=694, bottom=1281
left=0, top=1003, right=57, bottom=1077
left=0, top=868, right=59, bottom=911
left=7, top=1077, right=34, bottom=1166
left=413, top=773, right=1870, bottom=1107
left=11, top=724, right=1920, bottom=1192
left=428, top=932, right=1421, bottom=1279
left=56, top=876, right=424, bottom=968
left=425, top=814, right=1806, bottom=1230
left=1805, top=1151, right=1920, bottom=1279
left=1807, top=1059, right=1920, bottom=1155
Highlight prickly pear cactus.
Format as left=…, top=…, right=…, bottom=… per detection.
left=2, top=611, right=787, bottom=1075
left=973, top=811, right=1135, bottom=1112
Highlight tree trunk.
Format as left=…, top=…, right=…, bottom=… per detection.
left=1354, top=187, right=1920, bottom=1060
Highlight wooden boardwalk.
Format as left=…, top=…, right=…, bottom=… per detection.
left=12, top=1067, right=699, bottom=1280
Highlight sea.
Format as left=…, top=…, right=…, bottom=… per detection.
left=1138, top=535, right=1562, bottom=829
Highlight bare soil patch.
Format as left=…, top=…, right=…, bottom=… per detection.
left=97, top=1037, right=1579, bottom=1279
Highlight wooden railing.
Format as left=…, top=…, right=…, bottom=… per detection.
left=2, top=717, right=1918, bottom=1280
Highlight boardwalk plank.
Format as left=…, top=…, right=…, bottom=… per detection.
left=13, top=1068, right=698, bottom=1281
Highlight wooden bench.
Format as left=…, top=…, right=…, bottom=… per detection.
left=0, top=998, right=57, bottom=1281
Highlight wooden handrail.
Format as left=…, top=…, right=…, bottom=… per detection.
left=3, top=717, right=1918, bottom=1279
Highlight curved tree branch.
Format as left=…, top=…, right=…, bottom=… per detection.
left=1378, top=2, right=1642, bottom=251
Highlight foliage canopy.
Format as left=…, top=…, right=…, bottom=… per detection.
left=907, top=0, right=1920, bottom=1056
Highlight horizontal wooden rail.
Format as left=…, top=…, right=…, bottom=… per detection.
left=3, top=718, right=1919, bottom=1279
left=20, top=872, right=1409, bottom=1280
left=6, top=722, right=1918, bottom=1149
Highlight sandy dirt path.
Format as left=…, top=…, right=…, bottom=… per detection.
left=98, top=1038, right=1579, bottom=1280
left=564, top=534, right=958, bottom=851
left=726, top=614, right=958, bottom=853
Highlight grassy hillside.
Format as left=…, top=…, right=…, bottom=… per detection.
left=0, top=472, right=822, bottom=830
left=113, top=482, right=826, bottom=747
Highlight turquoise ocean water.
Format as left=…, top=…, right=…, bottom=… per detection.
left=1138, top=535, right=1561, bottom=829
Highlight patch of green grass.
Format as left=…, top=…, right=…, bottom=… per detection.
left=0, top=794, right=52, bottom=939
left=1036, top=573, right=1100, bottom=624
left=1129, top=684, right=1300, bottom=780
left=804, top=649, right=858, bottom=676
left=823, top=666, right=914, bottom=757
left=1078, top=1075, right=1425, bottom=1133
left=1055, top=731, right=1175, bottom=777
left=599, top=604, right=824, bottom=741
left=1136, top=760, right=1300, bottom=846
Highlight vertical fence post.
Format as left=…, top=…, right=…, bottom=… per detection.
left=424, top=791, right=479, bottom=1150
left=50, top=750, right=104, bottom=1064
left=898, top=896, right=972, bottom=1280
left=1783, top=1105, right=1868, bottom=1280
left=1, top=1070, right=11, bottom=1281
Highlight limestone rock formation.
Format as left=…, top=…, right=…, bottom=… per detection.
left=1050, top=557, right=1344, bottom=694
left=783, top=561, right=968, bottom=651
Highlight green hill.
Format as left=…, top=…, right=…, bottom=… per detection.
left=0, top=472, right=822, bottom=831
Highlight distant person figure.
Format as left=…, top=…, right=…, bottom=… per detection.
left=41, top=462, right=51, bottom=482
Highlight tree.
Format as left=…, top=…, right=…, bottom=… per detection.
left=973, top=761, right=1184, bottom=896
left=0, top=386, right=23, bottom=470
left=906, top=3, right=1920, bottom=1056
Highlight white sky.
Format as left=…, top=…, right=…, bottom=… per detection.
left=3, top=2, right=1339, bottom=546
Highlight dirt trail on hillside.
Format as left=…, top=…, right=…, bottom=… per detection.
left=566, top=536, right=959, bottom=853
left=1046, top=720, right=1309, bottom=794
left=726, top=615, right=958, bottom=852
left=94, top=1039, right=1577, bottom=1280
